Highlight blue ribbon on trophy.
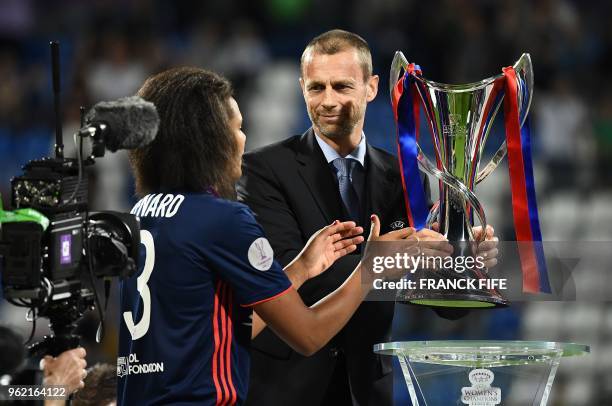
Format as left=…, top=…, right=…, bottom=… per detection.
left=391, top=63, right=428, bottom=231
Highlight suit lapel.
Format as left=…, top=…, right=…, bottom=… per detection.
left=296, top=129, right=345, bottom=224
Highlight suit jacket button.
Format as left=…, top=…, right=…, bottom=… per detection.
left=329, top=347, right=339, bottom=357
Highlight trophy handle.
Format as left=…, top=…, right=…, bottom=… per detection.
left=389, top=51, right=409, bottom=97
left=416, top=145, right=487, bottom=243
left=475, top=53, right=533, bottom=184
left=475, top=142, right=507, bottom=184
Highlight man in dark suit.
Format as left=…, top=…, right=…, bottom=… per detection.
left=237, top=29, right=452, bottom=405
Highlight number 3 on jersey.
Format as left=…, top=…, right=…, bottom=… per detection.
left=123, top=230, right=154, bottom=340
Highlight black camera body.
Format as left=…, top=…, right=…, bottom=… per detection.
left=2, top=158, right=87, bottom=296
left=0, top=155, right=141, bottom=357
left=1, top=156, right=140, bottom=299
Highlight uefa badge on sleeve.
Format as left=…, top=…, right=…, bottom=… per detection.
left=248, top=237, right=274, bottom=271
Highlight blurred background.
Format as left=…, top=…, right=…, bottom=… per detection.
left=0, top=0, right=610, bottom=404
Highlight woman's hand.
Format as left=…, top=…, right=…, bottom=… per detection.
left=297, top=220, right=364, bottom=280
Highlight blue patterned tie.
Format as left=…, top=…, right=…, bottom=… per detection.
left=332, top=158, right=361, bottom=223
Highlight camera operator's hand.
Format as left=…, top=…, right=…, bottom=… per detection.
left=41, top=347, right=87, bottom=395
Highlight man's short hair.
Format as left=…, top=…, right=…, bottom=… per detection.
left=72, top=363, right=116, bottom=406
left=301, top=29, right=373, bottom=81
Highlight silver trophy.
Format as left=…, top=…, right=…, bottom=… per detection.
left=391, top=52, right=533, bottom=309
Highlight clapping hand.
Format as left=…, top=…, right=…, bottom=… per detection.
left=297, top=220, right=364, bottom=279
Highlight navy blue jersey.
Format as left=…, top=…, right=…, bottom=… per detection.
left=117, top=192, right=292, bottom=405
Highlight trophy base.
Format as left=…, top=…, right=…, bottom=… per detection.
left=374, top=341, right=589, bottom=406
left=398, top=294, right=508, bottom=309
left=410, top=299, right=496, bottom=308
left=396, top=269, right=509, bottom=309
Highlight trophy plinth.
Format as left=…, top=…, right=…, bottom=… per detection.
left=374, top=341, right=589, bottom=405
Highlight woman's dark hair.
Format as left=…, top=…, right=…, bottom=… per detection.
left=129, top=67, right=238, bottom=199
left=0, top=325, right=24, bottom=375
left=72, top=363, right=116, bottom=406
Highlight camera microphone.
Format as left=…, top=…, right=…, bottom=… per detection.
left=81, top=96, right=159, bottom=152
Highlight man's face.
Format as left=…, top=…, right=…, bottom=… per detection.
left=300, top=49, right=378, bottom=140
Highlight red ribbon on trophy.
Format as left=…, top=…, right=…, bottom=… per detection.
left=502, top=67, right=550, bottom=293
